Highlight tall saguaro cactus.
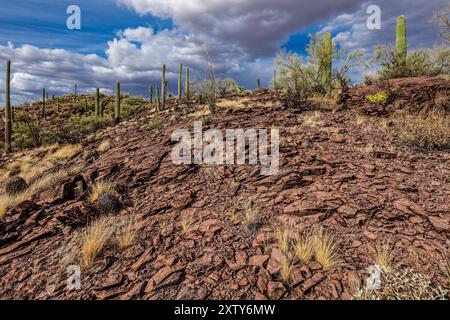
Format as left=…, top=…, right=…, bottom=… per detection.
left=161, top=64, right=166, bottom=109
left=95, top=88, right=100, bottom=117
left=115, top=81, right=121, bottom=124
left=319, top=32, right=333, bottom=93
left=178, top=64, right=183, bottom=99
left=185, top=68, right=190, bottom=100
left=396, top=15, right=407, bottom=67
left=149, top=84, right=153, bottom=108
left=155, top=84, right=160, bottom=112
left=42, top=88, right=46, bottom=118
left=4, top=61, right=12, bottom=154
left=257, top=79, right=261, bottom=91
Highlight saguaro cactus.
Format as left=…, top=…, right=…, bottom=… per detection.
left=319, top=32, right=333, bottom=93
left=149, top=84, right=153, bottom=108
left=178, top=64, right=183, bottom=98
left=185, top=68, right=190, bottom=100
left=115, top=81, right=121, bottom=124
left=161, top=64, right=166, bottom=109
left=396, top=15, right=407, bottom=67
left=42, top=88, right=46, bottom=118
left=4, top=61, right=12, bottom=154
left=155, top=84, right=160, bottom=112
left=95, top=88, right=100, bottom=117
left=257, top=79, right=261, bottom=91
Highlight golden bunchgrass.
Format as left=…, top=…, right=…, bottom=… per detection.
left=312, top=227, right=341, bottom=269
left=294, top=228, right=315, bottom=263
left=81, top=216, right=115, bottom=269
left=89, top=180, right=115, bottom=203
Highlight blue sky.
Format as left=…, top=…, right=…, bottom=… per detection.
left=0, top=0, right=447, bottom=104
left=0, top=0, right=173, bottom=56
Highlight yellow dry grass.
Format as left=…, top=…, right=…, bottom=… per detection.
left=98, top=140, right=111, bottom=153
left=115, top=216, right=138, bottom=249
left=312, top=227, right=341, bottom=269
left=49, top=144, right=82, bottom=164
left=303, top=111, right=324, bottom=128
left=294, top=228, right=315, bottom=263
left=277, top=225, right=291, bottom=256
left=0, top=166, right=81, bottom=220
left=394, top=110, right=450, bottom=150
left=374, top=243, right=394, bottom=272
left=89, top=180, right=115, bottom=203
left=81, top=215, right=115, bottom=269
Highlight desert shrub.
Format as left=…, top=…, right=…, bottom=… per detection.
left=216, top=79, right=238, bottom=97
left=121, top=96, right=146, bottom=118
left=277, top=34, right=366, bottom=107
left=374, top=45, right=450, bottom=79
left=432, top=4, right=450, bottom=44
left=394, top=110, right=450, bottom=150
left=366, top=91, right=390, bottom=104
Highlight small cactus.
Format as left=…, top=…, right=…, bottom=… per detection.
left=95, top=88, right=100, bottom=117
left=42, top=88, right=46, bottom=119
left=396, top=15, right=407, bottom=67
left=178, top=64, right=183, bottom=98
left=98, top=192, right=121, bottom=214
left=185, top=67, right=190, bottom=100
left=115, top=81, right=121, bottom=124
left=161, top=64, right=166, bottom=109
left=4, top=60, right=12, bottom=154
left=5, top=176, right=28, bottom=196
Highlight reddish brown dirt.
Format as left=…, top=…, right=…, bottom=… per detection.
left=0, top=80, right=449, bottom=300
left=347, top=76, right=450, bottom=115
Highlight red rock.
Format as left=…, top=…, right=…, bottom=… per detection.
left=302, top=273, right=324, bottom=292
left=248, top=255, right=269, bottom=268
left=254, top=292, right=268, bottom=300
left=145, top=266, right=173, bottom=292
left=267, top=281, right=286, bottom=300
left=334, top=135, right=346, bottom=143
left=428, top=216, right=449, bottom=232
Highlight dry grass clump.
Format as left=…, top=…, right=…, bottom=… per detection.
left=0, top=166, right=81, bottom=220
left=97, top=140, right=111, bottom=153
left=279, top=255, right=293, bottom=284
left=81, top=215, right=115, bottom=269
left=89, top=180, right=115, bottom=203
left=312, top=227, right=341, bottom=269
left=180, top=214, right=193, bottom=234
left=49, top=144, right=82, bottom=164
left=277, top=225, right=292, bottom=256
left=243, top=204, right=259, bottom=231
left=309, top=94, right=339, bottom=112
left=294, top=228, right=315, bottom=263
left=355, top=269, right=448, bottom=300
left=394, top=110, right=450, bottom=150
left=303, top=111, right=324, bottom=128
left=374, top=244, right=394, bottom=272
left=115, top=216, right=138, bottom=249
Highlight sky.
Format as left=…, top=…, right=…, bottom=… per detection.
left=0, top=0, right=448, bottom=104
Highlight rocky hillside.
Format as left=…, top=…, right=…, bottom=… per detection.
left=0, top=78, right=449, bottom=300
